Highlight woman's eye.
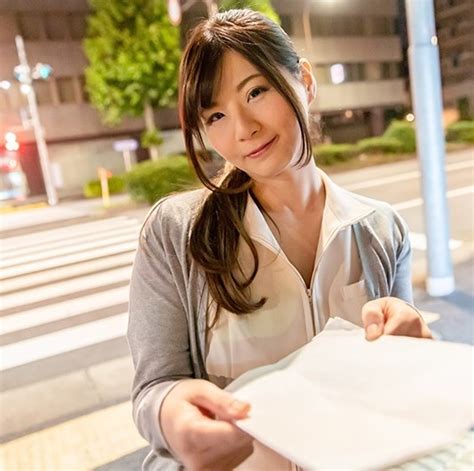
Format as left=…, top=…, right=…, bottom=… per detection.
left=248, top=86, right=268, bottom=101
left=207, top=112, right=224, bottom=125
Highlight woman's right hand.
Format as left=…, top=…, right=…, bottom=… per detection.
left=160, top=379, right=254, bottom=470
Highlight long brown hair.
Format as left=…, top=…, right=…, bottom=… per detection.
left=179, top=9, right=313, bottom=325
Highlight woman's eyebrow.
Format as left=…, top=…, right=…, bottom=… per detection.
left=236, top=73, right=262, bottom=91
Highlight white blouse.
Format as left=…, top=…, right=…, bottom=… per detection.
left=205, top=171, right=374, bottom=470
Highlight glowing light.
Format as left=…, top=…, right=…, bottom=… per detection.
left=6, top=141, right=20, bottom=151
left=344, top=110, right=353, bottom=119
left=20, top=84, right=32, bottom=95
left=330, top=64, right=345, bottom=85
left=0, top=80, right=11, bottom=90
left=406, top=113, right=415, bottom=122
left=168, top=0, right=182, bottom=25
left=5, top=132, right=17, bottom=143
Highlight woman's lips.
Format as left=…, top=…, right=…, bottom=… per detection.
left=246, top=136, right=277, bottom=158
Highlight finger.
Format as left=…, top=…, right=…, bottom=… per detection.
left=190, top=381, right=251, bottom=421
left=383, top=312, right=433, bottom=339
left=361, top=299, right=387, bottom=341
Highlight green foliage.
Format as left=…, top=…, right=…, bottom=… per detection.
left=457, top=97, right=472, bottom=121
left=83, top=175, right=126, bottom=198
left=356, top=136, right=404, bottom=155
left=446, top=120, right=474, bottom=143
left=141, top=129, right=164, bottom=148
left=313, top=144, right=357, bottom=165
left=83, top=0, right=180, bottom=125
left=383, top=120, right=416, bottom=153
left=219, top=0, right=280, bottom=24
left=125, top=155, right=199, bottom=204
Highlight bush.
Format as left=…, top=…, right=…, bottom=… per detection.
left=313, top=144, right=357, bottom=165
left=125, top=155, right=198, bottom=204
left=356, top=136, right=404, bottom=155
left=383, top=120, right=416, bottom=153
left=83, top=175, right=126, bottom=198
left=446, top=120, right=474, bottom=143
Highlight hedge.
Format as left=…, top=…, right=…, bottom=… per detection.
left=356, top=136, right=404, bottom=154
left=383, top=120, right=416, bottom=153
left=446, top=120, right=474, bottom=143
left=83, top=175, right=126, bottom=198
left=125, top=155, right=198, bottom=204
left=313, top=144, right=357, bottom=165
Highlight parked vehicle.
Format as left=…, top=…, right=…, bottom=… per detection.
left=0, top=153, right=29, bottom=201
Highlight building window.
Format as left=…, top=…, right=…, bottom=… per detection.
left=44, top=13, right=69, bottom=40
left=35, top=81, right=53, bottom=105
left=280, top=14, right=293, bottom=36
left=17, top=13, right=44, bottom=40
left=78, top=75, right=90, bottom=103
left=56, top=77, right=76, bottom=104
left=69, top=14, right=87, bottom=40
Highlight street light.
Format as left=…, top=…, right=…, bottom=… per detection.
left=13, top=35, right=58, bottom=206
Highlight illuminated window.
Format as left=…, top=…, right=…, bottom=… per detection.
left=330, top=64, right=345, bottom=84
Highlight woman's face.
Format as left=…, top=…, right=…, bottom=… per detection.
left=200, top=50, right=314, bottom=181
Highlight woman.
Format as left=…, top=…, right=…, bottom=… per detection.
left=128, top=9, right=432, bottom=470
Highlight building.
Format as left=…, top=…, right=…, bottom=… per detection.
left=434, top=0, right=474, bottom=119
left=0, top=0, right=181, bottom=197
left=272, top=0, right=408, bottom=143
left=1, top=0, right=408, bottom=196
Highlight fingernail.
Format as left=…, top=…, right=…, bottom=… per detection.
left=230, top=400, right=249, bottom=415
left=366, top=323, right=381, bottom=339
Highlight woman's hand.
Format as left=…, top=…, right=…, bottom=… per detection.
left=361, top=297, right=433, bottom=341
left=160, top=379, right=254, bottom=471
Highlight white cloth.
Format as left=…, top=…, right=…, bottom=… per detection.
left=205, top=171, right=375, bottom=469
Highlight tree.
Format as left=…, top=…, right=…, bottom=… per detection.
left=83, top=0, right=180, bottom=160
left=219, top=0, right=280, bottom=24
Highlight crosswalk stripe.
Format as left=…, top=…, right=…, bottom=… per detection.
left=2, top=224, right=139, bottom=260
left=0, top=286, right=129, bottom=335
left=0, top=216, right=137, bottom=250
left=0, top=313, right=128, bottom=371
left=0, top=240, right=137, bottom=280
left=0, top=230, right=139, bottom=269
left=0, top=251, right=135, bottom=294
left=0, top=266, right=132, bottom=312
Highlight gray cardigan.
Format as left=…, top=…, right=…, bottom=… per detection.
left=127, top=187, right=412, bottom=470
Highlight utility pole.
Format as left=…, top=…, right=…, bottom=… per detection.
left=167, top=0, right=217, bottom=25
left=405, top=0, right=454, bottom=296
left=14, top=35, right=58, bottom=206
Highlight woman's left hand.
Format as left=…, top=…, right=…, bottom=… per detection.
left=361, top=297, right=433, bottom=341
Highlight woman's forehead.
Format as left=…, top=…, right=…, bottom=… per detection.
left=212, top=51, right=262, bottom=97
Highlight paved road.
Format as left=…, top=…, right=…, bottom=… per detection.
left=0, top=149, right=472, bottom=469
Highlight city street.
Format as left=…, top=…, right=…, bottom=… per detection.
left=0, top=149, right=472, bottom=469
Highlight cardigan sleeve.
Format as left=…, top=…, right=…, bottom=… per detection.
left=390, top=213, right=414, bottom=304
left=127, top=199, right=194, bottom=458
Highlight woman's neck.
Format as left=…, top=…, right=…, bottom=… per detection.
left=251, top=161, right=325, bottom=216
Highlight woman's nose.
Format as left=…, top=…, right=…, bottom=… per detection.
left=235, top=110, right=260, bottom=141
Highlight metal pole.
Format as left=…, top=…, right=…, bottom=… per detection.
left=204, top=0, right=218, bottom=16
left=15, top=35, right=58, bottom=206
left=405, top=0, right=454, bottom=296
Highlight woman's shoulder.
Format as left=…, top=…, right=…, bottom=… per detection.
left=140, top=188, right=207, bottom=239
left=351, top=192, right=409, bottom=242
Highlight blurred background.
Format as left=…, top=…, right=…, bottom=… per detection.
left=0, top=0, right=472, bottom=470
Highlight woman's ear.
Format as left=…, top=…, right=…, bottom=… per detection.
left=299, top=58, right=317, bottom=104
